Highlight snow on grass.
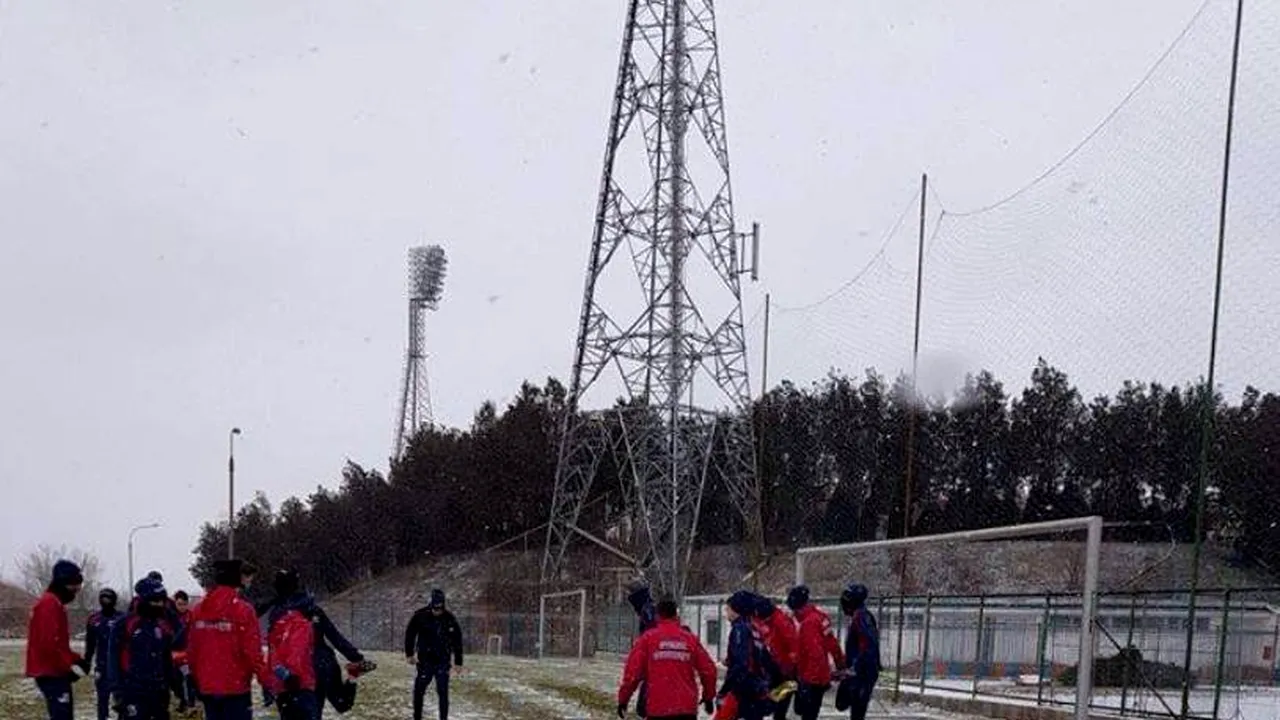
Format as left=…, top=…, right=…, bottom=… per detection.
left=0, top=643, right=1062, bottom=719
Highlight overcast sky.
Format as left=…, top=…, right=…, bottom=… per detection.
left=2, top=0, right=1275, bottom=595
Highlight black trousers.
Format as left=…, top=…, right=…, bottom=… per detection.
left=412, top=664, right=450, bottom=720
left=201, top=693, right=253, bottom=720
left=277, top=690, right=320, bottom=720
left=792, top=683, right=828, bottom=720
left=35, top=677, right=73, bottom=720
left=119, top=689, right=172, bottom=720
left=846, top=683, right=873, bottom=720
left=93, top=674, right=113, bottom=720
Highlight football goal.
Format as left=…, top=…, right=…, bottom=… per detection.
left=795, top=516, right=1103, bottom=720
left=538, top=588, right=588, bottom=660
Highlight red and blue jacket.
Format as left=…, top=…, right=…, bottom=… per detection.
left=111, top=613, right=176, bottom=694
left=844, top=607, right=881, bottom=683
left=719, top=616, right=770, bottom=701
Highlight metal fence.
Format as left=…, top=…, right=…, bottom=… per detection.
left=682, top=588, right=1280, bottom=720
left=320, top=600, right=645, bottom=660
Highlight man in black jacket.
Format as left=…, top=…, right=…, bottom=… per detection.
left=403, top=589, right=464, bottom=720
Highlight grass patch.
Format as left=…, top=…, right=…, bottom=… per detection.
left=528, top=678, right=617, bottom=714
left=458, top=676, right=564, bottom=720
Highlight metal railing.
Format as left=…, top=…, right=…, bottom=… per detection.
left=680, top=587, right=1280, bottom=720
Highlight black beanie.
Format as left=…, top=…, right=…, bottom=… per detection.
left=727, top=590, right=756, bottom=616
left=212, top=559, right=245, bottom=587
left=274, top=569, right=300, bottom=598
left=786, top=585, right=811, bottom=611
left=51, top=560, right=83, bottom=587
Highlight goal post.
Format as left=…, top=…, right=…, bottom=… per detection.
left=538, top=588, right=587, bottom=660
left=795, top=516, right=1103, bottom=720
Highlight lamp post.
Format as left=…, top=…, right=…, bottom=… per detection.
left=228, top=427, right=242, bottom=559
left=128, top=523, right=161, bottom=590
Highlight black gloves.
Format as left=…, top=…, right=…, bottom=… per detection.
left=617, top=702, right=628, bottom=718
left=703, top=699, right=715, bottom=714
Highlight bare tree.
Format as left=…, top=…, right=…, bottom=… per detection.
left=16, top=545, right=102, bottom=609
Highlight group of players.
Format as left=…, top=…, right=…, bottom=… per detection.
left=618, top=582, right=880, bottom=720
left=23, top=557, right=399, bottom=720
left=26, top=553, right=874, bottom=720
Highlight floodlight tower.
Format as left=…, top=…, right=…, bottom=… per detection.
left=542, top=0, right=761, bottom=600
left=394, top=245, right=447, bottom=460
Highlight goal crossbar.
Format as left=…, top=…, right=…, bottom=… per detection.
left=538, top=588, right=587, bottom=660
left=795, top=516, right=1102, bottom=720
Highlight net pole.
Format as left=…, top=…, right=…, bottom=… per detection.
left=1076, top=515, right=1102, bottom=720
left=894, top=173, right=927, bottom=703
left=1182, top=1, right=1244, bottom=716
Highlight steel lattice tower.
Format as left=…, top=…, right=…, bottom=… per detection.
left=394, top=245, right=447, bottom=460
left=542, top=0, right=760, bottom=600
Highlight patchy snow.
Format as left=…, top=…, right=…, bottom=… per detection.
left=21, top=642, right=1272, bottom=718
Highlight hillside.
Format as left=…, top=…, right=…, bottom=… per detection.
left=329, top=539, right=1278, bottom=612
left=0, top=582, right=33, bottom=638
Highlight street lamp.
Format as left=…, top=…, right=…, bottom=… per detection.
left=228, top=427, right=242, bottom=559
left=128, top=523, right=161, bottom=590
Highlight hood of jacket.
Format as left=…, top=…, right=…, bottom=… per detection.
left=626, top=585, right=653, bottom=614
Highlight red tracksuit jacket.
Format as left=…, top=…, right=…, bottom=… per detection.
left=619, top=618, right=718, bottom=717
left=187, top=586, right=268, bottom=696
left=794, top=604, right=845, bottom=686
left=25, top=592, right=81, bottom=678
left=763, top=607, right=798, bottom=677
left=265, top=608, right=317, bottom=694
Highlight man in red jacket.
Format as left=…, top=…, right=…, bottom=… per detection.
left=265, top=592, right=319, bottom=720
left=618, top=598, right=718, bottom=720
left=785, top=586, right=845, bottom=720
left=188, top=559, right=269, bottom=720
left=26, top=559, right=90, bottom=720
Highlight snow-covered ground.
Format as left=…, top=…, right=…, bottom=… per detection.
left=894, top=675, right=1280, bottom=720
left=12, top=641, right=1271, bottom=719
left=0, top=643, right=934, bottom=719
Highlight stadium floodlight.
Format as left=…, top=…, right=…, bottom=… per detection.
left=409, top=245, right=447, bottom=308
left=795, top=516, right=1102, bottom=720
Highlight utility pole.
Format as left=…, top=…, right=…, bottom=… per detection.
left=228, top=427, right=241, bottom=559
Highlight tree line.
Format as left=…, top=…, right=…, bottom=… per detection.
left=190, top=361, right=1280, bottom=595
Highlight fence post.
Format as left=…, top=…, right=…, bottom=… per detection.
left=1120, top=593, right=1138, bottom=715
left=1271, top=613, right=1280, bottom=688
left=1036, top=595, right=1051, bottom=708
left=893, top=594, right=907, bottom=702
left=919, top=594, right=934, bottom=695
left=1211, top=590, right=1232, bottom=720
left=972, top=594, right=987, bottom=699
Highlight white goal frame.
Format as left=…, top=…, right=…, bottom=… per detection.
left=795, top=516, right=1102, bottom=720
left=538, top=588, right=588, bottom=660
